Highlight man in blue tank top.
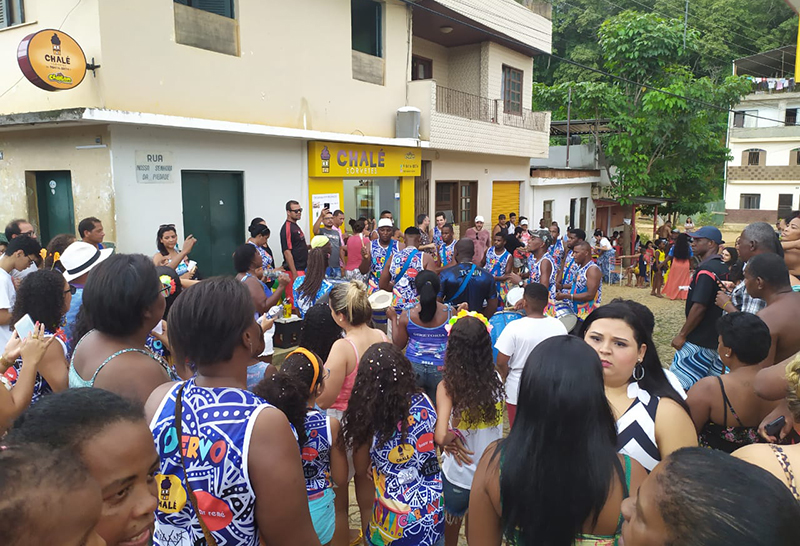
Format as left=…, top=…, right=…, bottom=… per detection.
left=438, top=239, right=498, bottom=317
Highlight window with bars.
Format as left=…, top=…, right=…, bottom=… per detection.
left=787, top=108, right=798, bottom=126
left=744, top=149, right=765, bottom=166
left=174, top=0, right=234, bottom=18
left=502, top=65, right=523, bottom=115
left=739, top=194, right=761, bottom=209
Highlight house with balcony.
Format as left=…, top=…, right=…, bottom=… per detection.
left=406, top=0, right=552, bottom=233
left=0, top=0, right=550, bottom=273
left=725, top=45, right=800, bottom=224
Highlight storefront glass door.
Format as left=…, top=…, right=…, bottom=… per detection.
left=343, top=177, right=400, bottom=223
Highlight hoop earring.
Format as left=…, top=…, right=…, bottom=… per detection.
left=632, top=362, right=645, bottom=381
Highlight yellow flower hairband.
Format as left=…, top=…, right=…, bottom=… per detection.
left=39, top=249, right=61, bottom=270
left=444, top=309, right=492, bottom=334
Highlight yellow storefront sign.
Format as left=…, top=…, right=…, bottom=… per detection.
left=309, top=142, right=421, bottom=178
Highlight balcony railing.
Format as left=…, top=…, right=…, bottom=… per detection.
left=434, top=85, right=548, bottom=132
left=436, top=86, right=497, bottom=124
left=504, top=108, right=548, bottom=131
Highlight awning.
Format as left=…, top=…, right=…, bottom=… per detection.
left=734, top=45, right=796, bottom=78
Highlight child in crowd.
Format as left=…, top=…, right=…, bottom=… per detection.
left=342, top=343, right=444, bottom=546
left=254, top=348, right=347, bottom=546
left=0, top=443, right=105, bottom=546
left=435, top=314, right=504, bottom=546
left=6, top=388, right=159, bottom=546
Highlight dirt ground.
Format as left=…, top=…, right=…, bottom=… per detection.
left=344, top=283, right=686, bottom=545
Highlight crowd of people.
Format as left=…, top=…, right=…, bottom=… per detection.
left=1, top=206, right=799, bottom=546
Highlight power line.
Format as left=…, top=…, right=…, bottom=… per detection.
left=401, top=0, right=788, bottom=126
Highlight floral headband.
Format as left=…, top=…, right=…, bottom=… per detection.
left=159, top=274, right=178, bottom=296
left=444, top=309, right=492, bottom=334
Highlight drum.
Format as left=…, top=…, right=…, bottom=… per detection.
left=506, top=286, right=524, bottom=308
left=489, top=310, right=525, bottom=362
left=553, top=300, right=578, bottom=333
left=368, top=290, right=393, bottom=333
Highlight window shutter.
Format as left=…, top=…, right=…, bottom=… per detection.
left=194, top=0, right=233, bottom=18
left=0, top=0, right=8, bottom=29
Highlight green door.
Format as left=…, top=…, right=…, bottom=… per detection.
left=181, top=172, right=244, bottom=277
left=35, top=171, right=75, bottom=245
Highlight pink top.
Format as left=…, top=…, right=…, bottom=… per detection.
left=330, top=333, right=388, bottom=411
left=345, top=234, right=367, bottom=271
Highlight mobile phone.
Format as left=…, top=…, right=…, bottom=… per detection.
left=324, top=203, right=330, bottom=210
left=14, top=314, right=35, bottom=339
left=765, top=416, right=786, bottom=438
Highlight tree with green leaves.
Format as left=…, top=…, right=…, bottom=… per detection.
left=535, top=0, right=796, bottom=85
left=532, top=11, right=753, bottom=215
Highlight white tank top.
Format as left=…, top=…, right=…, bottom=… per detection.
left=441, top=391, right=504, bottom=489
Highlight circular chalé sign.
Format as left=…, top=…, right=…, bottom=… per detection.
left=17, top=29, right=87, bottom=91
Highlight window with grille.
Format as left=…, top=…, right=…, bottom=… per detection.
left=787, top=109, right=798, bottom=126
left=502, top=65, right=523, bottom=115
left=739, top=194, right=761, bottom=209
left=733, top=111, right=745, bottom=128
left=745, top=149, right=765, bottom=166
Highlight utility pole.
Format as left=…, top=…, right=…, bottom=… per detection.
left=566, top=86, right=572, bottom=168
left=683, top=0, right=689, bottom=52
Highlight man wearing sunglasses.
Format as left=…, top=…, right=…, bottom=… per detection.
left=281, top=200, right=309, bottom=305
left=4, top=219, right=39, bottom=282
left=0, top=235, right=42, bottom=350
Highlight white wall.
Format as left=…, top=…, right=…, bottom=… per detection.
left=729, top=140, right=800, bottom=166
left=528, top=178, right=595, bottom=231
left=423, top=150, right=530, bottom=221
left=411, top=37, right=450, bottom=89
left=109, top=125, right=305, bottom=255
left=725, top=181, right=800, bottom=210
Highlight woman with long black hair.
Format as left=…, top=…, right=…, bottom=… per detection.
left=663, top=233, right=692, bottom=300
left=581, top=302, right=696, bottom=471
left=293, top=244, right=335, bottom=318
left=387, top=269, right=454, bottom=402
left=468, top=335, right=647, bottom=545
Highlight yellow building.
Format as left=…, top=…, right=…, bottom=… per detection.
left=0, top=0, right=551, bottom=274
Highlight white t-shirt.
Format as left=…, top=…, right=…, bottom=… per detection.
left=494, top=316, right=568, bottom=404
left=0, top=268, right=16, bottom=350
left=11, top=262, right=37, bottom=281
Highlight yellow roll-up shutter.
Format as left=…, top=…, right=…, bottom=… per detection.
left=491, top=181, right=520, bottom=227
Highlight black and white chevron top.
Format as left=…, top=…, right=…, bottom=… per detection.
left=616, top=382, right=661, bottom=472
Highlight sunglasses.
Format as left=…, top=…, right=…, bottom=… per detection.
left=159, top=223, right=176, bottom=229
left=290, top=208, right=303, bottom=213
left=64, top=285, right=77, bottom=295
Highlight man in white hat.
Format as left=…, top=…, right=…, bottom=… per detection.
left=60, top=241, right=114, bottom=343
left=465, top=216, right=490, bottom=266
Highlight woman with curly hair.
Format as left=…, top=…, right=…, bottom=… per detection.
left=5, top=269, right=72, bottom=404
left=253, top=349, right=348, bottom=545
left=342, top=342, right=444, bottom=546
left=435, top=314, right=504, bottom=546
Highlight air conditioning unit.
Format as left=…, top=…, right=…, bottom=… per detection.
left=396, top=107, right=421, bottom=139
